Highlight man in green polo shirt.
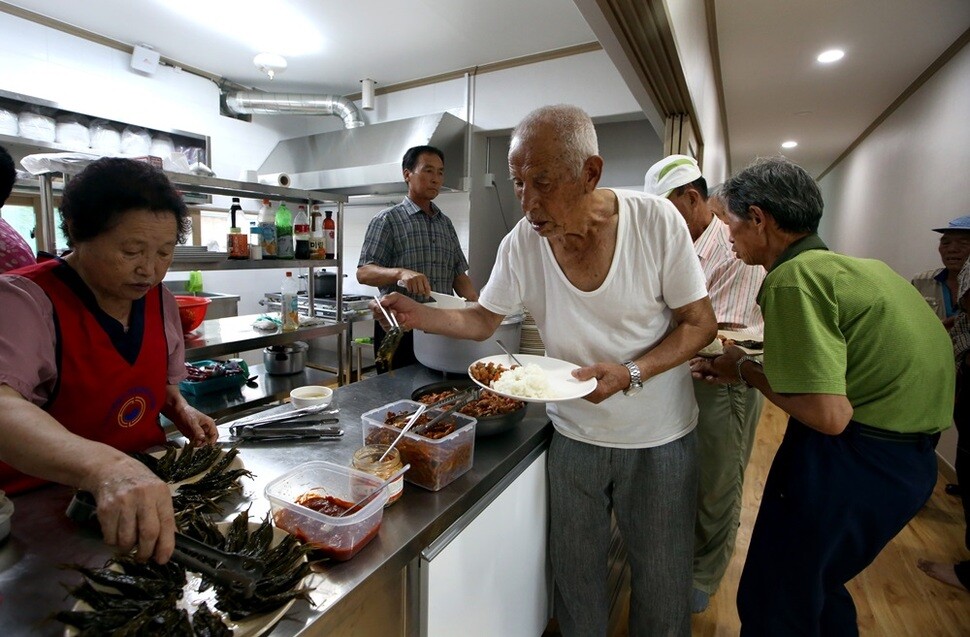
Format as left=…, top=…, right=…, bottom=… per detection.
left=690, top=157, right=953, bottom=636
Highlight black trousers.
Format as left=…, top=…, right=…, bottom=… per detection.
left=373, top=322, right=416, bottom=374
left=737, top=419, right=937, bottom=636
left=953, top=361, right=970, bottom=587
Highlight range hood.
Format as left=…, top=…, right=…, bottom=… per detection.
left=258, top=112, right=468, bottom=196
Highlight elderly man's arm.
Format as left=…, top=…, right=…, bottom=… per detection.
left=576, top=296, right=717, bottom=403
left=375, top=293, right=503, bottom=340
left=692, top=347, right=854, bottom=434
left=0, top=384, right=176, bottom=562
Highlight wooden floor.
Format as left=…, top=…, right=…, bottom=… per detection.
left=683, top=401, right=970, bottom=636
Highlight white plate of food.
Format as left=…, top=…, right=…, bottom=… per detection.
left=468, top=354, right=597, bottom=403
left=697, top=330, right=764, bottom=358
left=62, top=519, right=308, bottom=637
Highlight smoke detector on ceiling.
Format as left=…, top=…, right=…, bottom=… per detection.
left=254, top=53, right=287, bottom=80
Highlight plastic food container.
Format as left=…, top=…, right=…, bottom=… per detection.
left=361, top=400, right=476, bottom=491
left=265, top=461, right=388, bottom=561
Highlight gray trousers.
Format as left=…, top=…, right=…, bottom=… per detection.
left=692, top=380, right=764, bottom=594
left=549, top=428, right=697, bottom=637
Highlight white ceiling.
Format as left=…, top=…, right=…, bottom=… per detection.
left=716, top=0, right=970, bottom=177
left=4, top=0, right=970, bottom=180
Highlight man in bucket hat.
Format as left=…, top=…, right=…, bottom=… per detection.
left=911, top=215, right=970, bottom=328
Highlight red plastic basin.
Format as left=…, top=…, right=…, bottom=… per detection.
left=174, top=295, right=211, bottom=333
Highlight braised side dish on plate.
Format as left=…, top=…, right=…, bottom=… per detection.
left=469, top=361, right=511, bottom=386
left=417, top=388, right=524, bottom=418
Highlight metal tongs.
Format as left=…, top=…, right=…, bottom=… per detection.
left=65, top=491, right=263, bottom=598
left=231, top=423, right=344, bottom=441
left=171, top=532, right=264, bottom=598
left=412, top=387, right=481, bottom=435
left=226, top=404, right=342, bottom=441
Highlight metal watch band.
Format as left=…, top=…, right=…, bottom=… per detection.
left=736, top=355, right=762, bottom=386
left=622, top=360, right=641, bottom=395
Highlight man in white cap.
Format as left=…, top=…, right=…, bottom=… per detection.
left=645, top=154, right=766, bottom=613
left=911, top=215, right=970, bottom=329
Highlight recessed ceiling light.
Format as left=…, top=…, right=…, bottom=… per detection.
left=817, top=49, right=845, bottom=64
left=781, top=141, right=798, bottom=149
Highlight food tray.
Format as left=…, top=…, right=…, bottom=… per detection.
left=411, top=379, right=526, bottom=437
left=179, top=359, right=249, bottom=396
left=264, top=461, right=387, bottom=561
left=361, top=399, right=476, bottom=491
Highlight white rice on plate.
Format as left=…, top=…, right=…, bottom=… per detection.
left=492, top=363, right=553, bottom=399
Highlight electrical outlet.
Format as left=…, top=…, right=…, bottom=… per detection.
left=484, top=173, right=495, bottom=188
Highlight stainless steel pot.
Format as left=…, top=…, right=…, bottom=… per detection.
left=263, top=341, right=308, bottom=375
left=413, top=313, right=524, bottom=374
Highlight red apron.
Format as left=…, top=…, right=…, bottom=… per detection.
left=0, top=259, right=168, bottom=494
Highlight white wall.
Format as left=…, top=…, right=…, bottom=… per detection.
left=818, top=42, right=970, bottom=470
left=664, top=0, right=729, bottom=184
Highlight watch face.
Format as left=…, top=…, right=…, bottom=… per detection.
left=624, top=384, right=642, bottom=396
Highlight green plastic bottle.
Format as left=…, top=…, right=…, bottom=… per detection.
left=275, top=202, right=294, bottom=259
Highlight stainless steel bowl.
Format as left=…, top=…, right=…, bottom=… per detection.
left=411, top=379, right=527, bottom=437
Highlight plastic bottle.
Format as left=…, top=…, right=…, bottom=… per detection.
left=281, top=271, right=299, bottom=332
left=258, top=198, right=277, bottom=258
left=227, top=197, right=248, bottom=259
left=310, top=205, right=326, bottom=260
left=324, top=210, right=336, bottom=259
left=249, top=221, right=262, bottom=260
left=275, top=201, right=294, bottom=259
left=294, top=204, right=310, bottom=260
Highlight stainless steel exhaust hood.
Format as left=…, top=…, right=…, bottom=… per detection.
left=258, top=112, right=468, bottom=196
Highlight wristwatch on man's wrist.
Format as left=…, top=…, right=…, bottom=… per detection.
left=622, top=360, right=642, bottom=396
left=735, top=355, right=762, bottom=387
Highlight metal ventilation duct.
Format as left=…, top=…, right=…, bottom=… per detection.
left=257, top=112, right=468, bottom=196
left=224, top=91, right=365, bottom=129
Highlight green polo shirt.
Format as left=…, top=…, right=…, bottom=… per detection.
left=759, top=235, right=954, bottom=434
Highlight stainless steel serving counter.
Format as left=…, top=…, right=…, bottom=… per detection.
left=0, top=365, right=551, bottom=636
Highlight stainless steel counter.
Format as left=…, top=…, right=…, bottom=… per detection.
left=0, top=365, right=551, bottom=636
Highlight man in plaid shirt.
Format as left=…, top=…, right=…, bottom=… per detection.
left=357, top=145, right=478, bottom=371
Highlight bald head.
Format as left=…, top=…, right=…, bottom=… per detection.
left=510, top=105, right=599, bottom=179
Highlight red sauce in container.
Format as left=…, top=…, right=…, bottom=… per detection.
left=273, top=490, right=383, bottom=561
left=295, top=492, right=353, bottom=516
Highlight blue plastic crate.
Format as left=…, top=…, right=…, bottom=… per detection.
left=179, top=359, right=249, bottom=396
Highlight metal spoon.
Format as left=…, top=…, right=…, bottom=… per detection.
left=495, top=339, right=524, bottom=367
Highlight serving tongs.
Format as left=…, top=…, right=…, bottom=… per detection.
left=411, top=387, right=481, bottom=436
left=227, top=404, right=338, bottom=429
left=231, top=423, right=344, bottom=441
left=65, top=491, right=263, bottom=598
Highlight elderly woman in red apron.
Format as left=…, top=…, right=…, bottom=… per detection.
left=0, top=157, right=216, bottom=564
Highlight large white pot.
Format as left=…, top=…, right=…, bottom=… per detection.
left=413, top=313, right=523, bottom=374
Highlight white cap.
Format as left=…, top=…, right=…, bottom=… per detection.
left=644, top=154, right=703, bottom=198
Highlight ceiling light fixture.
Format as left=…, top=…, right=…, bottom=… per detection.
left=781, top=141, right=798, bottom=149
left=254, top=53, right=287, bottom=80
left=817, top=49, right=845, bottom=64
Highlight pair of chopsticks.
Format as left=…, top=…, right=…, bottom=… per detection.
left=373, top=295, right=400, bottom=330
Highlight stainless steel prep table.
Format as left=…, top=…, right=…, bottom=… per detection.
left=0, top=365, right=551, bottom=636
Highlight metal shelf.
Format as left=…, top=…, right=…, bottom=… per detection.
left=164, top=172, right=346, bottom=206
left=184, top=313, right=347, bottom=360
left=168, top=258, right=340, bottom=272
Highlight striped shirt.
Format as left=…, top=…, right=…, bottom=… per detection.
left=358, top=196, right=470, bottom=298
left=695, top=217, right=765, bottom=331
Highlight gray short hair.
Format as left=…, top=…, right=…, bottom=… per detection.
left=720, top=157, right=823, bottom=233
left=511, top=105, right=599, bottom=178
